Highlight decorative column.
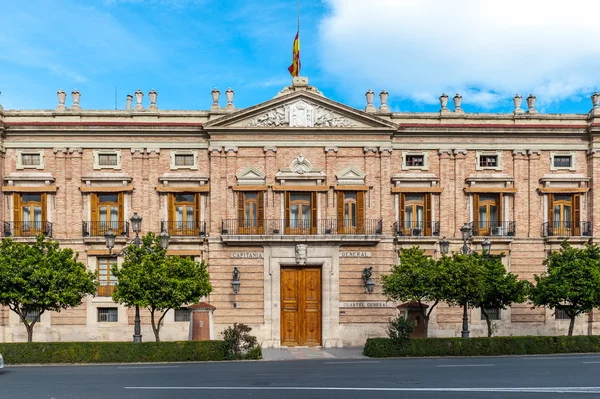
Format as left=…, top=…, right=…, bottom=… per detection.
left=324, top=146, right=338, bottom=220
left=224, top=146, right=238, bottom=219
left=148, top=89, right=158, bottom=111
left=513, top=94, right=524, bottom=115
left=147, top=149, right=161, bottom=231
left=365, top=89, right=376, bottom=113
left=71, top=89, right=81, bottom=111
left=56, top=89, right=67, bottom=111
left=363, top=147, right=379, bottom=221
left=67, top=148, right=83, bottom=239
left=52, top=148, right=68, bottom=236
left=264, top=146, right=278, bottom=221
left=527, top=149, right=542, bottom=237
left=438, top=149, right=455, bottom=237
left=130, top=148, right=146, bottom=217
left=379, top=147, right=393, bottom=235
left=453, top=149, right=468, bottom=235
left=512, top=150, right=529, bottom=237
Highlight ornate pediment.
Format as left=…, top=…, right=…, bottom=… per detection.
left=336, top=166, right=366, bottom=185
left=236, top=166, right=266, bottom=184
left=202, top=91, right=398, bottom=130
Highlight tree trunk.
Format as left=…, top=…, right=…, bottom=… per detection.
left=150, top=308, right=160, bottom=342
left=422, top=299, right=439, bottom=338
left=423, top=315, right=429, bottom=338
left=481, top=309, right=492, bottom=337
left=568, top=315, right=575, bottom=336
left=25, top=322, right=34, bottom=343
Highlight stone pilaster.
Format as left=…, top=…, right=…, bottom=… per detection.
left=513, top=150, right=529, bottom=237
left=438, top=149, right=455, bottom=237
left=528, top=150, right=542, bottom=238
left=379, top=147, right=393, bottom=235
left=67, top=148, right=83, bottom=239
left=53, top=148, right=68, bottom=237
left=147, top=149, right=161, bottom=232
left=325, top=146, right=338, bottom=220
left=264, top=147, right=277, bottom=221
left=225, top=147, right=238, bottom=220
left=130, top=148, right=145, bottom=225
left=588, top=148, right=600, bottom=240
left=208, top=146, right=223, bottom=234
left=453, top=149, right=468, bottom=237
left=364, top=147, right=379, bottom=221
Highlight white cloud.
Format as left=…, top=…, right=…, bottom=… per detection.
left=319, top=0, right=600, bottom=110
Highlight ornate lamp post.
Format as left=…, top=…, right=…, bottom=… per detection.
left=460, top=223, right=472, bottom=255
left=104, top=212, right=169, bottom=343
left=439, top=237, right=450, bottom=255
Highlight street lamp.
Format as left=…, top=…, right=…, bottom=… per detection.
left=481, top=238, right=492, bottom=255
left=362, top=267, right=375, bottom=294
left=439, top=237, right=450, bottom=255
left=103, top=212, right=170, bottom=343
left=232, top=267, right=240, bottom=295
left=460, top=223, right=472, bottom=255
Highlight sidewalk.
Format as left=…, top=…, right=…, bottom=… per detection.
left=262, top=346, right=367, bottom=361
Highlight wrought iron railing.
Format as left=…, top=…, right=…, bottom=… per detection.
left=82, top=221, right=129, bottom=237
left=221, top=219, right=383, bottom=235
left=542, top=221, right=592, bottom=237
left=469, top=221, right=516, bottom=237
left=3, top=221, right=53, bottom=237
left=161, top=221, right=207, bottom=237
left=393, top=221, right=440, bottom=237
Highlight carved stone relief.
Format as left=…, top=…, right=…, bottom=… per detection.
left=243, top=100, right=357, bottom=128
left=295, top=244, right=308, bottom=265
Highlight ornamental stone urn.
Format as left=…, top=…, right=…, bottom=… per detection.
left=148, top=89, right=158, bottom=111
left=56, top=89, right=67, bottom=111
left=70, top=89, right=81, bottom=111
left=379, top=90, right=390, bottom=113
left=365, top=89, right=376, bottom=113
left=526, top=94, right=537, bottom=114
left=225, top=88, right=235, bottom=110
left=211, top=88, right=220, bottom=110
left=134, top=89, right=144, bottom=111
left=453, top=93, right=464, bottom=113
left=126, top=94, right=133, bottom=111
left=513, top=94, right=524, bottom=115
left=439, top=93, right=449, bottom=114
left=592, top=92, right=600, bottom=108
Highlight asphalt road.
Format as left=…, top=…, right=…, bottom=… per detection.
left=2, top=354, right=600, bottom=399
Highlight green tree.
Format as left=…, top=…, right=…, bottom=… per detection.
left=440, top=252, right=486, bottom=335
left=473, top=254, right=530, bottom=337
left=381, top=246, right=448, bottom=337
left=0, top=235, right=97, bottom=342
left=112, top=232, right=212, bottom=342
left=530, top=242, right=600, bottom=336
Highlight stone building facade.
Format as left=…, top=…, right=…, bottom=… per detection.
left=1, top=79, right=600, bottom=345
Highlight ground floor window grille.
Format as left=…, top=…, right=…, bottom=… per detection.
left=174, top=308, right=191, bottom=322
left=481, top=308, right=500, bottom=320
left=98, top=308, right=118, bottom=322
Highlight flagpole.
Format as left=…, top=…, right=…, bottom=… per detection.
left=297, top=0, right=300, bottom=33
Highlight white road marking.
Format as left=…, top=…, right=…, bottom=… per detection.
left=118, top=366, right=180, bottom=370
left=125, top=386, right=600, bottom=393
left=436, top=364, right=494, bottom=368
left=523, top=356, right=600, bottom=361
left=324, top=361, right=380, bottom=364
left=582, top=361, right=600, bottom=364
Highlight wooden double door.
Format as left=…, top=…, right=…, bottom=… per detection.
left=281, top=267, right=321, bottom=346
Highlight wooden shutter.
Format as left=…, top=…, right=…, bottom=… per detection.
left=168, top=193, right=175, bottom=235
left=90, top=193, right=99, bottom=236
left=398, top=194, right=405, bottom=235
left=13, top=194, right=21, bottom=236
left=337, top=191, right=344, bottom=234
left=424, top=193, right=432, bottom=236
left=311, top=192, right=318, bottom=234
left=357, top=191, right=365, bottom=234
left=41, top=193, right=47, bottom=225
left=548, top=194, right=554, bottom=226
left=284, top=192, right=290, bottom=232
left=194, top=193, right=201, bottom=235
left=117, top=192, right=125, bottom=234
left=498, top=193, right=503, bottom=224
left=473, top=194, right=480, bottom=232
left=573, top=194, right=581, bottom=235
left=257, top=191, right=265, bottom=233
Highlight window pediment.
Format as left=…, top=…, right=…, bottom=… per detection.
left=236, top=166, right=266, bottom=185
left=465, top=174, right=514, bottom=189
left=336, top=166, right=365, bottom=185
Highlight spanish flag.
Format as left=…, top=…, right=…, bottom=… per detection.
left=287, top=32, right=300, bottom=77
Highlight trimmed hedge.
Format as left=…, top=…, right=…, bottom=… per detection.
left=0, top=340, right=262, bottom=365
left=363, top=336, right=600, bottom=358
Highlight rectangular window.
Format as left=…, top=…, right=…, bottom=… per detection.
left=97, top=308, right=118, bottom=322
left=168, top=193, right=201, bottom=236
left=98, top=153, right=118, bottom=166
left=405, top=155, right=424, bottom=167
left=553, top=155, right=572, bottom=168
left=13, top=193, right=47, bottom=237
left=237, top=191, right=264, bottom=234
left=21, top=154, right=41, bottom=166
left=479, top=155, right=498, bottom=168
left=473, top=194, right=501, bottom=236
left=336, top=191, right=365, bottom=234
left=480, top=308, right=500, bottom=321
left=555, top=309, right=570, bottom=320
left=174, top=154, right=195, bottom=167
left=90, top=192, right=124, bottom=236
left=25, top=310, right=41, bottom=323
left=285, top=192, right=317, bottom=234
left=548, top=194, right=581, bottom=236
left=398, top=193, right=431, bottom=236
left=174, top=308, right=191, bottom=322
left=98, top=258, right=118, bottom=297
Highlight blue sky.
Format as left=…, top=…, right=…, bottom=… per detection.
left=1, top=0, right=600, bottom=114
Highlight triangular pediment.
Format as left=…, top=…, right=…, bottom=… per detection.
left=236, top=166, right=266, bottom=184
left=336, top=166, right=366, bottom=184
left=203, top=90, right=397, bottom=130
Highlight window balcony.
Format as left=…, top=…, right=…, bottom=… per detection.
left=469, top=221, right=516, bottom=237
left=221, top=219, right=383, bottom=236
left=393, top=221, right=440, bottom=237
left=161, top=221, right=206, bottom=237
left=97, top=285, right=116, bottom=297
left=3, top=221, right=53, bottom=238
left=82, top=221, right=129, bottom=237
left=542, top=221, right=592, bottom=237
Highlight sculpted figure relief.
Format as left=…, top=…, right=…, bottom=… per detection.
left=295, top=244, right=308, bottom=265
